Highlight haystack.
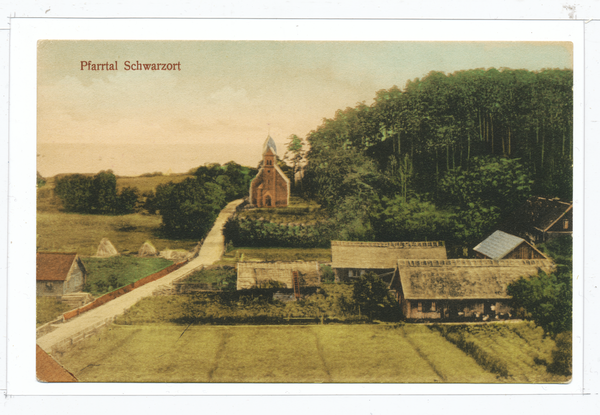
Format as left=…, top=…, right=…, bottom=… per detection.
left=138, top=240, right=157, bottom=257
left=159, top=249, right=190, bottom=262
left=95, top=238, right=119, bottom=257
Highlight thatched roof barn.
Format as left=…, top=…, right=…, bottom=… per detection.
left=36, top=345, right=78, bottom=382
left=95, top=238, right=119, bottom=257
left=500, top=197, right=572, bottom=243
left=36, top=252, right=87, bottom=297
left=236, top=261, right=320, bottom=290
left=138, top=240, right=157, bottom=257
left=473, top=230, right=547, bottom=260
left=331, top=240, right=447, bottom=282
left=392, top=258, right=555, bottom=320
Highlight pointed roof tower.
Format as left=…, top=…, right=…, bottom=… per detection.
left=262, top=135, right=277, bottom=156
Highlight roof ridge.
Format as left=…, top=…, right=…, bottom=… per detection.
left=331, top=240, right=445, bottom=248
left=397, top=258, right=554, bottom=267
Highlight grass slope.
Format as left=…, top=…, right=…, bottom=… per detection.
left=81, top=257, right=174, bottom=296
left=58, top=324, right=507, bottom=383
left=37, top=212, right=197, bottom=255
left=36, top=297, right=74, bottom=327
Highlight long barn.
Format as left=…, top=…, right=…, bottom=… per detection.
left=331, top=240, right=447, bottom=282
left=390, top=258, right=556, bottom=321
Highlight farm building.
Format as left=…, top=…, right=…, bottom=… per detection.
left=390, top=258, right=556, bottom=321
left=36, top=252, right=87, bottom=297
left=501, top=197, right=573, bottom=243
left=249, top=136, right=290, bottom=208
left=473, top=230, right=548, bottom=260
left=236, top=261, right=320, bottom=290
left=331, top=240, right=447, bottom=282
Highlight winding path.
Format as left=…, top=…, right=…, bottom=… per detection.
left=37, top=199, right=244, bottom=354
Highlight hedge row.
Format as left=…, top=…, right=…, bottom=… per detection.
left=223, top=216, right=333, bottom=248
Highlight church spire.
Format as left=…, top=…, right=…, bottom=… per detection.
left=262, top=135, right=277, bottom=156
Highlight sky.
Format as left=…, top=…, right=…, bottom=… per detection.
left=37, top=41, right=573, bottom=177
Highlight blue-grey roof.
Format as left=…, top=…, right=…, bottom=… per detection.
left=473, top=230, right=526, bottom=260
left=262, top=136, right=277, bottom=155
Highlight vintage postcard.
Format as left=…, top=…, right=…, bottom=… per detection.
left=5, top=18, right=585, bottom=398
left=33, top=38, right=575, bottom=385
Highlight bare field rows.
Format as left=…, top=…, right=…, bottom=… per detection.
left=53, top=323, right=559, bottom=383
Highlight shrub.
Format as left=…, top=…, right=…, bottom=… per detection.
left=549, top=331, right=572, bottom=376
left=352, top=272, right=401, bottom=321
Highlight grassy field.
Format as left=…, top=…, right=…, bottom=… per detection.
left=81, top=257, right=174, bottom=296
left=56, top=324, right=504, bottom=383
left=116, top=174, right=193, bottom=193
left=36, top=297, right=74, bottom=327
left=435, top=323, right=568, bottom=382
left=37, top=211, right=198, bottom=255
left=219, top=247, right=332, bottom=264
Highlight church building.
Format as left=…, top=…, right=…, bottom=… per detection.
left=249, top=136, right=290, bottom=208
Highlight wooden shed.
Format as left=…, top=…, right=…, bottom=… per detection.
left=236, top=261, right=320, bottom=290
left=36, top=252, right=87, bottom=297
left=331, top=240, right=447, bottom=282
left=501, top=197, right=573, bottom=243
left=391, top=258, right=555, bottom=321
left=473, top=230, right=547, bottom=260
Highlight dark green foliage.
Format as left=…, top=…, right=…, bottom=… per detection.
left=155, top=178, right=226, bottom=239
left=508, top=270, right=572, bottom=336
left=320, top=264, right=335, bottom=284
left=373, top=195, right=453, bottom=242
left=352, top=272, right=401, bottom=321
left=549, top=331, right=572, bottom=376
left=114, top=186, right=140, bottom=214
left=91, top=170, right=118, bottom=213
left=223, top=216, right=333, bottom=248
left=54, top=174, right=94, bottom=212
left=507, top=235, right=572, bottom=336
left=54, top=170, right=141, bottom=215
left=303, top=68, right=572, bottom=245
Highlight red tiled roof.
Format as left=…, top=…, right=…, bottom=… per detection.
left=36, top=345, right=78, bottom=382
left=36, top=252, right=77, bottom=281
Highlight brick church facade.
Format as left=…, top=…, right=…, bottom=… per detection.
left=249, top=136, right=290, bottom=208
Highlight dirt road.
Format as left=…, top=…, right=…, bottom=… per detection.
left=37, top=199, right=244, bottom=354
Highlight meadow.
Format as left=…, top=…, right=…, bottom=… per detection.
left=54, top=322, right=567, bottom=383
left=37, top=174, right=199, bottom=255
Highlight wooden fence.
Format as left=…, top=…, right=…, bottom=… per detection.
left=62, top=260, right=188, bottom=321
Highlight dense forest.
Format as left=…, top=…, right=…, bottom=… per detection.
left=302, top=68, right=573, bottom=251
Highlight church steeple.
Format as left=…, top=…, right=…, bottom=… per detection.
left=262, top=135, right=277, bottom=156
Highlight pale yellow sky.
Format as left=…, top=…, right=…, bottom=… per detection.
left=37, top=41, right=572, bottom=176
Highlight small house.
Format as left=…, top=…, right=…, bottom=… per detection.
left=249, top=136, right=290, bottom=208
left=390, top=258, right=555, bottom=321
left=331, top=240, right=447, bottom=282
left=501, top=197, right=573, bottom=243
left=236, top=261, right=320, bottom=290
left=36, top=252, right=87, bottom=297
left=473, top=230, right=548, bottom=260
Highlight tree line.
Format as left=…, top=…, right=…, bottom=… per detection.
left=53, top=162, right=257, bottom=239
left=301, top=68, right=572, bottom=249
left=54, top=171, right=139, bottom=215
